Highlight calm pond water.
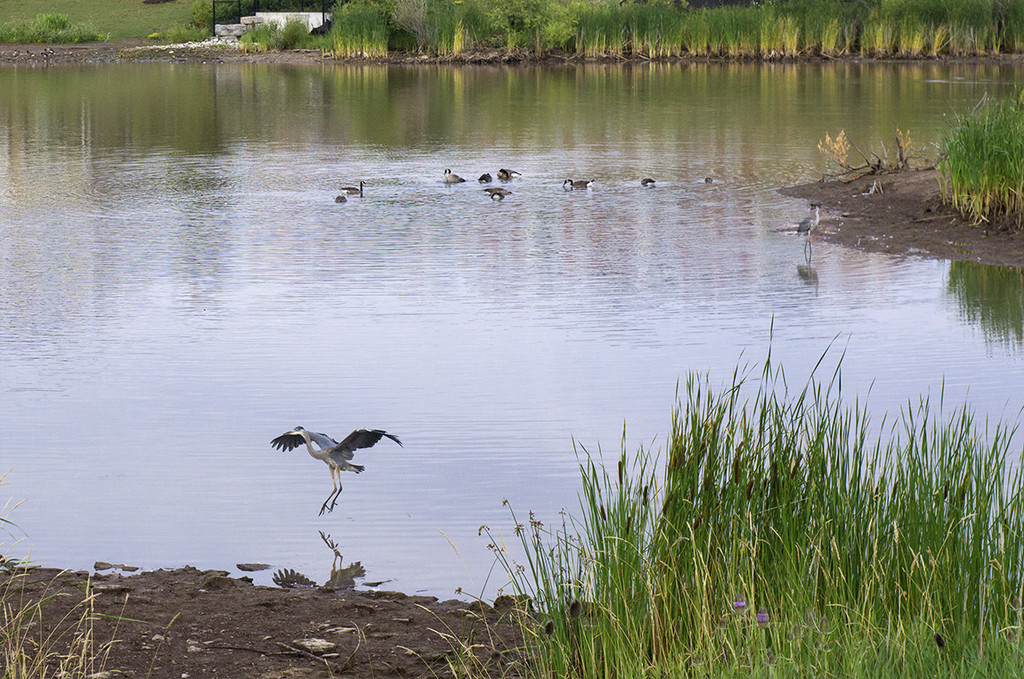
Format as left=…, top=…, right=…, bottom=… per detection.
left=2, top=61, right=1024, bottom=597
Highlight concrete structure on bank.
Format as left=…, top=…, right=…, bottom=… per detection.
left=215, top=11, right=332, bottom=39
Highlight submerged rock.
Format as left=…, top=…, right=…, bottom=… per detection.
left=236, top=562, right=272, bottom=572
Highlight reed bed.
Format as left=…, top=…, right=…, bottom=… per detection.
left=940, top=92, right=1024, bottom=229
left=487, top=352, right=1024, bottom=677
left=331, top=3, right=390, bottom=58
left=312, top=0, right=1024, bottom=59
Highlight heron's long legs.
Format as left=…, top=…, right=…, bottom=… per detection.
left=319, top=483, right=344, bottom=516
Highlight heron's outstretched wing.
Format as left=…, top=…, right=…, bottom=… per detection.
left=335, top=428, right=403, bottom=456
left=271, top=432, right=306, bottom=451
left=271, top=429, right=338, bottom=452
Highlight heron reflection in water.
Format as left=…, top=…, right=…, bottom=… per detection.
left=271, top=531, right=365, bottom=590
left=797, top=239, right=819, bottom=287
left=271, top=426, right=403, bottom=515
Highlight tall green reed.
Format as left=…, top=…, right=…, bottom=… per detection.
left=940, top=91, right=1024, bottom=229
left=488, top=350, right=1024, bottom=676
left=331, top=3, right=390, bottom=57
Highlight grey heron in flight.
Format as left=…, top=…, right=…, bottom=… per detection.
left=271, top=426, right=403, bottom=515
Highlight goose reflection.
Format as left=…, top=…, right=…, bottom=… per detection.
left=797, top=240, right=819, bottom=288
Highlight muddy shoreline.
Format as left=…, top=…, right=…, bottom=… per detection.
left=4, top=38, right=1024, bottom=67
left=2, top=564, right=526, bottom=678
left=781, top=169, right=1024, bottom=268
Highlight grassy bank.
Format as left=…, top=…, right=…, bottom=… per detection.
left=941, top=91, right=1024, bottom=230
left=487, top=352, right=1024, bottom=677
left=0, top=0, right=191, bottom=41
left=0, top=13, right=99, bottom=44
left=229, top=0, right=1024, bottom=59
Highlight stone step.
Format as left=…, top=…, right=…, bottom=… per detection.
left=214, top=23, right=246, bottom=38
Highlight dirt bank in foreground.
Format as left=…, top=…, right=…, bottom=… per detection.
left=780, top=169, right=1024, bottom=268
left=3, top=566, right=526, bottom=678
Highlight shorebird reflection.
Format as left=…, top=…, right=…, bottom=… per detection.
left=797, top=240, right=819, bottom=287
left=270, top=532, right=365, bottom=590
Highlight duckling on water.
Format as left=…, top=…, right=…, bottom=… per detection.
left=334, top=195, right=347, bottom=203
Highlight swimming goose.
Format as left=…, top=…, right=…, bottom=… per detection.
left=490, top=192, right=507, bottom=201
left=563, top=178, right=594, bottom=190
left=497, top=168, right=521, bottom=180
left=641, top=177, right=656, bottom=187
left=444, top=169, right=466, bottom=184
left=334, top=195, right=347, bottom=203
left=478, top=173, right=492, bottom=183
left=483, top=187, right=511, bottom=197
left=338, top=181, right=364, bottom=196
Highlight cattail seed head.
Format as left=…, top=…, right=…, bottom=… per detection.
left=934, top=632, right=946, bottom=650
left=568, top=598, right=582, bottom=620
left=543, top=619, right=555, bottom=636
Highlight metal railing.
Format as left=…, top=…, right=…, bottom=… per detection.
left=211, top=0, right=242, bottom=26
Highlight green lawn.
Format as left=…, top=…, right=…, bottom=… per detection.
left=0, top=0, right=194, bottom=40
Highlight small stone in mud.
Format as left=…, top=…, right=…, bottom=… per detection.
left=236, top=562, right=272, bottom=572
left=198, top=573, right=239, bottom=590
left=292, top=638, right=337, bottom=654
left=94, top=561, right=140, bottom=572
left=493, top=593, right=531, bottom=613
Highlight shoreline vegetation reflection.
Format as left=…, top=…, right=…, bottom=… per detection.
left=948, top=260, right=1024, bottom=347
